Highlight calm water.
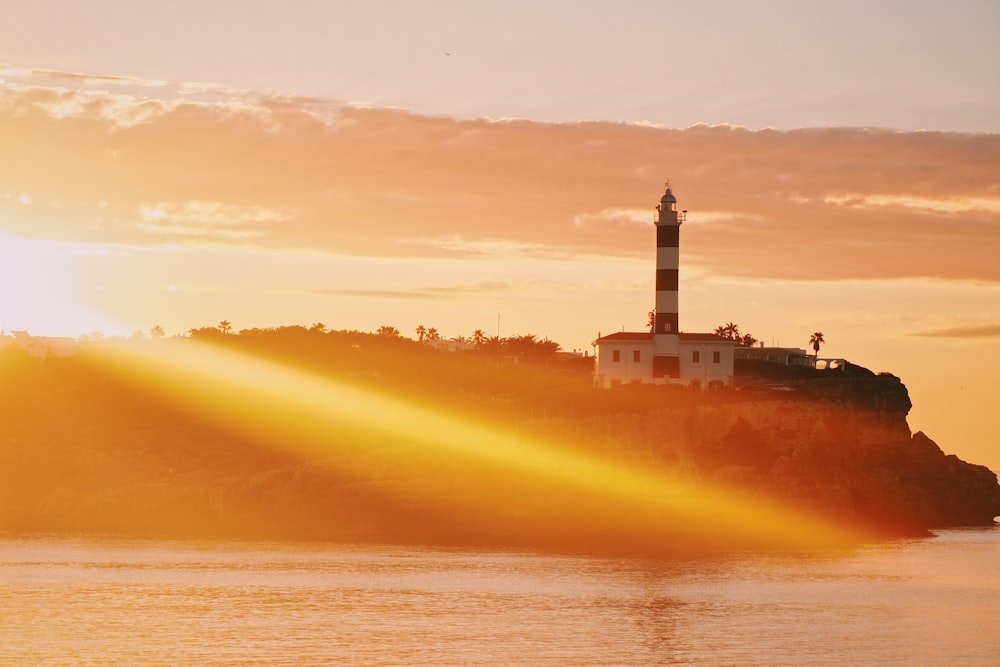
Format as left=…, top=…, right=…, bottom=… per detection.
left=2, top=528, right=998, bottom=666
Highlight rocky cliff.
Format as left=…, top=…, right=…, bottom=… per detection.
left=561, top=367, right=1000, bottom=534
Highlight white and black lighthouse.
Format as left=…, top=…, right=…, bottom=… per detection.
left=594, top=182, right=733, bottom=389
left=652, top=183, right=684, bottom=380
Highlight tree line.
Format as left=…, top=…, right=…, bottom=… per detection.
left=139, top=318, right=825, bottom=359
left=171, top=321, right=568, bottom=365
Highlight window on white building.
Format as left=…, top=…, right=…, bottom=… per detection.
left=612, top=350, right=620, bottom=362
left=713, top=351, right=721, bottom=363
left=633, top=350, right=641, bottom=362
left=692, top=351, right=700, bottom=363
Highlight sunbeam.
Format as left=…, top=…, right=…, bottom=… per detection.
left=87, top=338, right=865, bottom=553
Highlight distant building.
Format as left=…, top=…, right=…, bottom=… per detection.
left=595, top=185, right=734, bottom=388
left=427, top=339, right=473, bottom=352
left=734, top=345, right=813, bottom=367
left=1, top=331, right=80, bottom=359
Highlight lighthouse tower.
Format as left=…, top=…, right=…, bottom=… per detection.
left=652, top=183, right=684, bottom=380
left=593, top=182, right=732, bottom=389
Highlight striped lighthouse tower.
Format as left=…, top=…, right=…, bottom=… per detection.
left=653, top=183, right=684, bottom=380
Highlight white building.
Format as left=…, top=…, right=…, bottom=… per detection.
left=595, top=185, right=734, bottom=388
left=595, top=332, right=734, bottom=388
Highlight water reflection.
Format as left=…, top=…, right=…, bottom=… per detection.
left=1, top=528, right=998, bottom=666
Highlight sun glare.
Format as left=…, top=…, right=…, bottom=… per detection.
left=89, top=339, right=864, bottom=554
left=0, top=231, right=117, bottom=336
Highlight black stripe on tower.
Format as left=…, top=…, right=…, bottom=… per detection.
left=652, top=356, right=680, bottom=378
left=657, top=225, right=679, bottom=248
left=656, top=269, right=678, bottom=291
left=654, top=312, right=678, bottom=334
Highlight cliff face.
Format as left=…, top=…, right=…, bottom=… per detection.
left=587, top=372, right=1000, bottom=534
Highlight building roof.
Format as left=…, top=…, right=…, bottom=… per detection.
left=596, top=331, right=651, bottom=342
left=595, top=331, right=730, bottom=344
left=660, top=187, right=677, bottom=205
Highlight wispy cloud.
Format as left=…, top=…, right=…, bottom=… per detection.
left=912, top=324, right=1000, bottom=339
left=313, top=280, right=519, bottom=300
left=573, top=208, right=651, bottom=229
left=2, top=65, right=998, bottom=282
left=1, top=63, right=168, bottom=87
left=401, top=236, right=583, bottom=260
left=824, top=194, right=1000, bottom=215
left=135, top=200, right=286, bottom=241
left=313, top=288, right=442, bottom=300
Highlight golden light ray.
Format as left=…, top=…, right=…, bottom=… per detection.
left=89, top=339, right=865, bottom=553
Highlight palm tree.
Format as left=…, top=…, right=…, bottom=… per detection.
left=149, top=325, right=165, bottom=340
left=415, top=325, right=427, bottom=342
left=310, top=322, right=327, bottom=333
left=377, top=325, right=400, bottom=337
left=218, top=320, right=232, bottom=335
left=471, top=329, right=486, bottom=348
left=501, top=334, right=562, bottom=363
left=739, top=333, right=758, bottom=348
left=809, top=331, right=825, bottom=357
left=426, top=327, right=440, bottom=341
left=713, top=322, right=740, bottom=341
left=505, top=333, right=536, bottom=355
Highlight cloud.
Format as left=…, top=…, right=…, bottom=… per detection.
left=912, top=324, right=1000, bottom=339
left=1, top=65, right=998, bottom=282
left=313, top=288, right=441, bottom=300
left=0, top=63, right=168, bottom=87
left=134, top=200, right=286, bottom=241
left=314, top=280, right=518, bottom=300
left=400, top=236, right=581, bottom=260
left=824, top=194, right=1000, bottom=215
left=573, top=208, right=650, bottom=229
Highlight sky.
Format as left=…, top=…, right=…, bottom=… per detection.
left=0, top=0, right=998, bottom=471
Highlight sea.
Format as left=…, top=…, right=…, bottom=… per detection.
left=2, top=527, right=998, bottom=666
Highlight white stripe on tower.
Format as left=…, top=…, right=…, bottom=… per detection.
left=653, top=183, right=681, bottom=380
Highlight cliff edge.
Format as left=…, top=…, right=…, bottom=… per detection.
left=575, top=365, right=1000, bottom=534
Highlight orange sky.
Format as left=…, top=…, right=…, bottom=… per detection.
left=1, top=2, right=998, bottom=473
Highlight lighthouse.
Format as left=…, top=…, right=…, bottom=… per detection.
left=652, top=183, right=683, bottom=380
left=593, top=182, right=732, bottom=389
